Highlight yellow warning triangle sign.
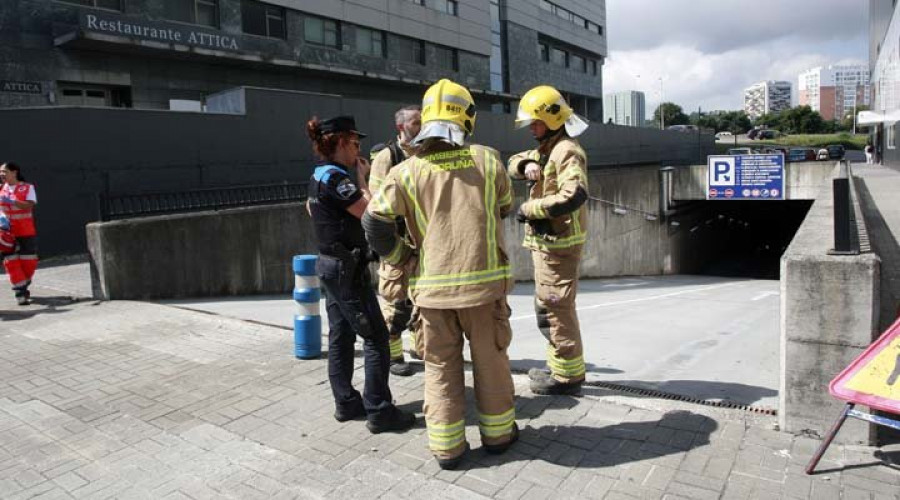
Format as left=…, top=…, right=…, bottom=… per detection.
left=830, top=318, right=900, bottom=414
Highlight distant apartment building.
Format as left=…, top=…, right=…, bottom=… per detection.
left=0, top=0, right=606, bottom=119
left=602, top=90, right=645, bottom=127
left=798, top=65, right=870, bottom=121
left=744, top=81, right=792, bottom=120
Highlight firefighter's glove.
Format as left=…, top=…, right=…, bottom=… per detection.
left=518, top=200, right=546, bottom=220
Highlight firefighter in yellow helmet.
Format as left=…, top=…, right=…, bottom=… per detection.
left=362, top=79, right=517, bottom=470
left=508, top=85, right=590, bottom=396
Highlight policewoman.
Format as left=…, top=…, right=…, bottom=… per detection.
left=305, top=115, right=416, bottom=434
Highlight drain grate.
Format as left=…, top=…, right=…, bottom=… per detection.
left=585, top=381, right=778, bottom=416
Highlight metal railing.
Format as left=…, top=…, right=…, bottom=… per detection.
left=98, top=182, right=309, bottom=221
left=829, top=160, right=859, bottom=255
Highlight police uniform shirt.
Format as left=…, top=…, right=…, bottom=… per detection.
left=308, top=164, right=367, bottom=254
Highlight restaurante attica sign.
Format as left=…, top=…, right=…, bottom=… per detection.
left=81, top=13, right=240, bottom=52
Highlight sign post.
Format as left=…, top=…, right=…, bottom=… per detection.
left=707, top=154, right=784, bottom=200
left=805, top=317, right=900, bottom=474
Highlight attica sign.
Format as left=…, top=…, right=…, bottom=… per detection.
left=81, top=13, right=241, bottom=52
left=0, top=80, right=43, bottom=94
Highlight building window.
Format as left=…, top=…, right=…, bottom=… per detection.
left=433, top=0, right=458, bottom=16
left=56, top=0, right=122, bottom=9
left=570, top=54, right=586, bottom=73
left=539, top=42, right=549, bottom=62
left=540, top=0, right=601, bottom=35
left=889, top=123, right=897, bottom=150
left=241, top=0, right=286, bottom=39
left=57, top=82, right=131, bottom=107
left=393, top=36, right=425, bottom=65
left=406, top=0, right=424, bottom=4
left=550, top=47, right=567, bottom=68
left=435, top=46, right=459, bottom=71
left=357, top=27, right=385, bottom=58
left=305, top=16, right=339, bottom=48
left=165, top=0, right=219, bottom=28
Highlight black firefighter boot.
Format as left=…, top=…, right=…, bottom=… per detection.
left=389, top=356, right=414, bottom=377
left=529, top=371, right=583, bottom=396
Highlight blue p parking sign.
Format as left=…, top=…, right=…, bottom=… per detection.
left=707, top=154, right=784, bottom=200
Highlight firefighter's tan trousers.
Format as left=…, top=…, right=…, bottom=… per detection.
left=419, top=300, right=516, bottom=460
left=532, top=247, right=585, bottom=383
left=378, top=261, right=423, bottom=361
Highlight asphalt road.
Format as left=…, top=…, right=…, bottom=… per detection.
left=166, top=275, right=780, bottom=410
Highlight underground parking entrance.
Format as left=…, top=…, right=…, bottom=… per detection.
left=678, top=199, right=814, bottom=280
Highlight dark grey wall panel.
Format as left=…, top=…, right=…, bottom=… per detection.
left=0, top=87, right=713, bottom=257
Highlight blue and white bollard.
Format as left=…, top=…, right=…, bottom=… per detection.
left=293, top=255, right=322, bottom=359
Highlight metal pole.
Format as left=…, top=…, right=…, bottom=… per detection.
left=806, top=403, right=854, bottom=474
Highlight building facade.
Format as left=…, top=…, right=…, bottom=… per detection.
left=869, top=0, right=900, bottom=166
left=602, top=90, right=645, bottom=127
left=798, top=65, right=870, bottom=122
left=743, top=81, right=792, bottom=120
left=0, top=0, right=605, bottom=118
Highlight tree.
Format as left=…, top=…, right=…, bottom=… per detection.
left=653, top=102, right=689, bottom=128
left=777, top=106, right=826, bottom=134
left=719, top=111, right=752, bottom=134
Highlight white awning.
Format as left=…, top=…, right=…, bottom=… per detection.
left=858, top=110, right=900, bottom=125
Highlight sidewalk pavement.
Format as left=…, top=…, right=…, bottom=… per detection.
left=1, top=282, right=899, bottom=499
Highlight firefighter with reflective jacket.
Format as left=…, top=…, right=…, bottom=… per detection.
left=508, top=86, right=590, bottom=396
left=368, top=105, right=422, bottom=377
left=363, top=79, right=518, bottom=470
left=305, top=115, right=416, bottom=434
left=0, top=162, right=38, bottom=306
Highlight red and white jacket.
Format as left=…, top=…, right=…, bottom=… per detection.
left=0, top=182, right=37, bottom=237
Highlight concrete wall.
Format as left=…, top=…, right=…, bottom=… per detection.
left=88, top=164, right=719, bottom=300
left=0, top=87, right=714, bottom=257
left=779, top=165, right=880, bottom=444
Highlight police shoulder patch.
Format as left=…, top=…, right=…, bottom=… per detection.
left=335, top=178, right=359, bottom=199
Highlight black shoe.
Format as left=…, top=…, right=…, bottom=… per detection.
left=366, top=406, right=416, bottom=434
left=14, top=291, right=29, bottom=306
left=334, top=402, right=366, bottom=422
left=528, top=367, right=551, bottom=381
left=389, top=359, right=414, bottom=377
left=483, top=423, right=519, bottom=455
left=436, top=442, right=469, bottom=470
left=530, top=376, right=583, bottom=396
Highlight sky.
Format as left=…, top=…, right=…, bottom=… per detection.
left=603, top=0, right=870, bottom=116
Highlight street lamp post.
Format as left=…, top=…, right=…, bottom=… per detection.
left=658, top=77, right=665, bottom=130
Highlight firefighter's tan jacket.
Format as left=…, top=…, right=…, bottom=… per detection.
left=369, top=138, right=415, bottom=195
left=367, top=143, right=513, bottom=309
left=369, top=139, right=416, bottom=302
left=508, top=134, right=588, bottom=252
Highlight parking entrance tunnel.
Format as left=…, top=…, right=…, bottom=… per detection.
left=681, top=200, right=814, bottom=279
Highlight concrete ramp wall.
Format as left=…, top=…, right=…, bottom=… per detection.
left=89, top=165, right=718, bottom=299
left=779, top=165, right=880, bottom=445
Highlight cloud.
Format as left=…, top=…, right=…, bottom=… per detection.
left=607, top=0, right=867, bottom=53
left=603, top=0, right=869, bottom=114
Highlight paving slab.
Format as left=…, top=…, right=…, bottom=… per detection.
left=1, top=282, right=899, bottom=499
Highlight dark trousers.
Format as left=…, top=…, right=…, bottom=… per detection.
left=317, top=254, right=393, bottom=417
